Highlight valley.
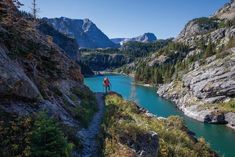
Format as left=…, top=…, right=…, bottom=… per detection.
left=0, top=0, right=234, bottom=157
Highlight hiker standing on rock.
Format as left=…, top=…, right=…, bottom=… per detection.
left=103, top=77, right=111, bottom=93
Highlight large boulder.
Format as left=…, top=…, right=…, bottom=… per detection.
left=0, top=45, right=42, bottom=101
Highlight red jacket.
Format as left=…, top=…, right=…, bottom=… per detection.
left=103, top=78, right=110, bottom=87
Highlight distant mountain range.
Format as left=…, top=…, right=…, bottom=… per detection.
left=44, top=17, right=157, bottom=49
left=111, top=33, right=157, bottom=45
left=44, top=17, right=117, bottom=49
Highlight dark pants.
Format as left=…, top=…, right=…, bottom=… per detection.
left=104, top=85, right=110, bottom=93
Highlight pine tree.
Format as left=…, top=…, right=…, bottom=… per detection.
left=31, top=0, right=39, bottom=22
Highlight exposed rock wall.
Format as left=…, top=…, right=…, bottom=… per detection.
left=158, top=49, right=235, bottom=125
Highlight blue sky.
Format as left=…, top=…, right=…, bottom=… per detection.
left=19, top=0, right=229, bottom=39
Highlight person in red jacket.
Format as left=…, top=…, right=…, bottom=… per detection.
left=103, top=77, right=111, bottom=93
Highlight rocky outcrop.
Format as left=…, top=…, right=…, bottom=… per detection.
left=44, top=17, right=117, bottom=49
left=183, top=50, right=235, bottom=100
left=175, top=18, right=219, bottom=42
left=176, top=24, right=235, bottom=48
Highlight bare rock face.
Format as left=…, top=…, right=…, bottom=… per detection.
left=176, top=25, right=235, bottom=48
left=0, top=45, right=42, bottom=101
left=175, top=18, right=218, bottom=43
left=44, top=17, right=117, bottom=49
left=183, top=49, right=235, bottom=100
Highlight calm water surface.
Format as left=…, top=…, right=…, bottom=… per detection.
left=85, top=74, right=235, bottom=157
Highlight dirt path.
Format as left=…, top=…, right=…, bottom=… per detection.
left=77, top=92, right=105, bottom=157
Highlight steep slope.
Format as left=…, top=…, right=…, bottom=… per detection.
left=0, top=1, right=98, bottom=156
left=44, top=17, right=117, bottom=49
left=111, top=32, right=157, bottom=45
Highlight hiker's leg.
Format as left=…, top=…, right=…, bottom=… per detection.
left=105, top=86, right=108, bottom=93
left=108, top=85, right=110, bottom=92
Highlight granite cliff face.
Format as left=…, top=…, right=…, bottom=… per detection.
left=44, top=17, right=117, bottom=49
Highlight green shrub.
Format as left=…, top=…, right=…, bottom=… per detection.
left=30, top=112, right=73, bottom=157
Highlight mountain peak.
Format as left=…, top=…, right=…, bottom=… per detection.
left=111, top=33, right=157, bottom=45
left=138, top=33, right=157, bottom=42
left=44, top=17, right=117, bottom=48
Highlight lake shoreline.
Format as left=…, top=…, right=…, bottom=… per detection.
left=85, top=74, right=235, bottom=156
left=88, top=72, right=235, bottom=131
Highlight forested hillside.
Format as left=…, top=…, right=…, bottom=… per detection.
left=118, top=1, right=235, bottom=128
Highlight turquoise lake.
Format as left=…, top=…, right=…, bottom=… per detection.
left=85, top=74, right=235, bottom=157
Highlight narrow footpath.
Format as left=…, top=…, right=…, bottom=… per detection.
left=77, top=92, right=105, bottom=157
